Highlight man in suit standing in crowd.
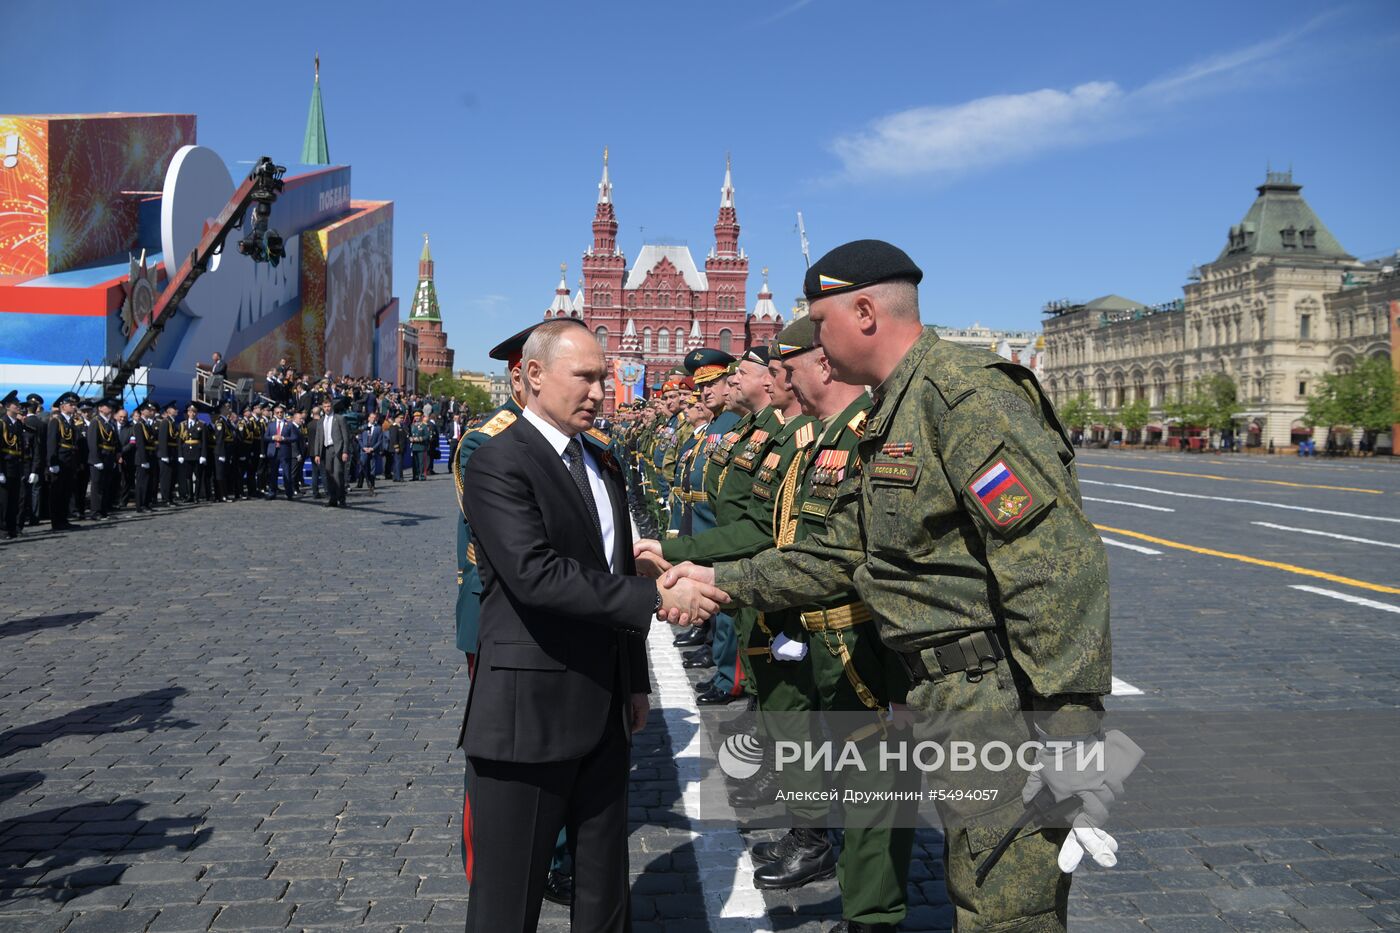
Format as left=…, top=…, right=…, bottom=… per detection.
left=459, top=320, right=724, bottom=932
left=356, top=412, right=387, bottom=495
left=313, top=397, right=351, bottom=507
left=263, top=404, right=299, bottom=501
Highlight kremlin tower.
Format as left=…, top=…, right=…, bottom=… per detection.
left=411, top=234, right=454, bottom=374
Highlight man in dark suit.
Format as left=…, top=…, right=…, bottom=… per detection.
left=208, top=351, right=228, bottom=404
left=356, top=412, right=387, bottom=494
left=460, top=320, right=722, bottom=932
left=263, top=405, right=299, bottom=500
left=313, top=397, right=351, bottom=507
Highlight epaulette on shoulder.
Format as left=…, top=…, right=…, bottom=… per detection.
left=477, top=410, right=518, bottom=438
left=848, top=410, right=867, bottom=437
left=586, top=426, right=611, bottom=446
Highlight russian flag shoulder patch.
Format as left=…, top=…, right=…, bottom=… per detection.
left=968, top=459, right=1034, bottom=527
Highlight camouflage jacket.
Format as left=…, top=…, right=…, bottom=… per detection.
left=714, top=327, right=1111, bottom=703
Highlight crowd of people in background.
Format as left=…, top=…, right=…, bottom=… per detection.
left=0, top=367, right=480, bottom=540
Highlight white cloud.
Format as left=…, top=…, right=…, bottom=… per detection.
left=831, top=81, right=1122, bottom=181
left=829, top=17, right=1334, bottom=183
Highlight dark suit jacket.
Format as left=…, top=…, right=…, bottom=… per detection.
left=263, top=419, right=300, bottom=458
left=460, top=416, right=654, bottom=763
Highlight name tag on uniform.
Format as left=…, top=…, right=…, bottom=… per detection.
left=868, top=461, right=919, bottom=484
left=751, top=482, right=773, bottom=500
left=800, top=499, right=831, bottom=518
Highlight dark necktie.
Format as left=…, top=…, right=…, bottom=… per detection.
left=563, top=438, right=604, bottom=546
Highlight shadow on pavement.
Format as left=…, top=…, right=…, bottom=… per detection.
left=0, top=611, right=103, bottom=640
left=0, top=687, right=193, bottom=760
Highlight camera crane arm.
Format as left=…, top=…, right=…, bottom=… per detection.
left=104, top=156, right=286, bottom=397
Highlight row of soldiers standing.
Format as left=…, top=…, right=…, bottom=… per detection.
left=616, top=325, right=914, bottom=932
left=0, top=389, right=444, bottom=538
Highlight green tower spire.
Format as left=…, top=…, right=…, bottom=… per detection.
left=301, top=54, right=330, bottom=165
left=410, top=234, right=442, bottom=322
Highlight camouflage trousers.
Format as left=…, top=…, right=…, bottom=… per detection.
left=906, top=657, right=1070, bottom=933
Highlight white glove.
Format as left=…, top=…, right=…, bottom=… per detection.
left=218, top=456, right=225, bottom=462
left=28, top=473, right=37, bottom=484
left=48, top=465, right=59, bottom=474
left=199, top=457, right=207, bottom=465
left=769, top=632, right=809, bottom=662
left=1022, top=729, right=1144, bottom=872
left=0, top=473, right=5, bottom=485
left=161, top=456, right=169, bottom=463
left=177, top=457, right=184, bottom=463
left=94, top=462, right=104, bottom=470
left=141, top=462, right=151, bottom=469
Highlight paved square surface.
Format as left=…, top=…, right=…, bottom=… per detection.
left=1, top=451, right=1398, bottom=931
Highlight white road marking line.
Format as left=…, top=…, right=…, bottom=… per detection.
left=1251, top=521, right=1400, bottom=550
left=647, top=621, right=769, bottom=925
left=1080, top=479, right=1400, bottom=525
left=1111, top=677, right=1145, bottom=696
left=1100, top=537, right=1163, bottom=555
left=1083, top=496, right=1175, bottom=513
left=1289, top=585, right=1400, bottom=615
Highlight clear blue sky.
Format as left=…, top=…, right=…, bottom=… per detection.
left=11, top=0, right=1399, bottom=372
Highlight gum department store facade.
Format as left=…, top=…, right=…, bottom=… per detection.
left=1040, top=172, right=1398, bottom=450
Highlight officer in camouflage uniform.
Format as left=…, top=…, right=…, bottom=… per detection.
left=670, top=240, right=1112, bottom=933
left=453, top=320, right=581, bottom=907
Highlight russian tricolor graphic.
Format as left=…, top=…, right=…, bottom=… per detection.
left=969, top=460, right=1032, bottom=526
left=818, top=274, right=853, bottom=291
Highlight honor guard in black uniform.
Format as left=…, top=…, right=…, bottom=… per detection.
left=177, top=404, right=206, bottom=503
left=46, top=392, right=82, bottom=530
left=1, top=390, right=25, bottom=538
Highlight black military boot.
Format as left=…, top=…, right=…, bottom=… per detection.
left=750, top=826, right=802, bottom=864
left=728, top=765, right=779, bottom=808
left=719, top=695, right=759, bottom=737
left=828, top=921, right=895, bottom=933
left=673, top=621, right=710, bottom=647
left=752, top=827, right=836, bottom=890
left=682, top=646, right=714, bottom=669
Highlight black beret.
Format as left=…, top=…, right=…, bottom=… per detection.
left=740, top=345, right=770, bottom=366
left=489, top=318, right=586, bottom=363
left=772, top=316, right=818, bottom=359
left=803, top=239, right=922, bottom=302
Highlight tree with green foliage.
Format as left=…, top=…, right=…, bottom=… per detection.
left=1305, top=357, right=1399, bottom=445
left=1118, top=397, right=1150, bottom=444
left=1056, top=392, right=1101, bottom=436
left=419, top=370, right=492, bottom=416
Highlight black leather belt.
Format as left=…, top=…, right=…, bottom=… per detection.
left=899, top=630, right=1006, bottom=685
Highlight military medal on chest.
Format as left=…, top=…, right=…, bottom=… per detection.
left=757, top=451, right=782, bottom=484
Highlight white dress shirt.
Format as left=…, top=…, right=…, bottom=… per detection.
left=522, top=405, right=616, bottom=571
left=322, top=413, right=334, bottom=446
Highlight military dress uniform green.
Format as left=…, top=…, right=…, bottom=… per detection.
left=667, top=422, right=704, bottom=537
left=715, top=326, right=1111, bottom=932
left=683, top=409, right=739, bottom=536
left=768, top=389, right=916, bottom=925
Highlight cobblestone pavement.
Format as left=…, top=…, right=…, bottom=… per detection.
left=1, top=453, right=1398, bottom=932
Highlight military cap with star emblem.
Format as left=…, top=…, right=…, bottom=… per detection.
left=1, top=390, right=19, bottom=408
left=662, top=375, right=695, bottom=393
left=683, top=347, right=736, bottom=385
left=771, top=315, right=819, bottom=360
left=55, top=392, right=80, bottom=406
left=804, top=239, right=923, bottom=302
left=26, top=393, right=43, bottom=406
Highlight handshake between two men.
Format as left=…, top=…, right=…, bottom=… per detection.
left=637, top=538, right=726, bottom=626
